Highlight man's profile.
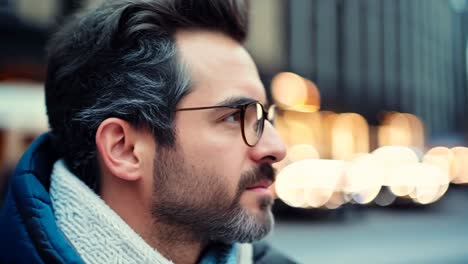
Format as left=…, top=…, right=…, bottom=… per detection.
left=0, top=0, right=295, bottom=263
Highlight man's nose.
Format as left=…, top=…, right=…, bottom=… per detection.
left=250, top=121, right=287, bottom=164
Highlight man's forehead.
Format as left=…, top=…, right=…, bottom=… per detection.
left=175, top=30, right=267, bottom=106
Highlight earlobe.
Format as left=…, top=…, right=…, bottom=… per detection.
left=95, top=118, right=141, bottom=181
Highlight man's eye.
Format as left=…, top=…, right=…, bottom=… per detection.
left=223, top=111, right=242, bottom=122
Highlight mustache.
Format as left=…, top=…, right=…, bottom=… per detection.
left=238, top=163, right=276, bottom=191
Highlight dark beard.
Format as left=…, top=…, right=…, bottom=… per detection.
left=151, top=146, right=276, bottom=244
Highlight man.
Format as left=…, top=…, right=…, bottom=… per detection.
left=0, top=0, right=295, bottom=263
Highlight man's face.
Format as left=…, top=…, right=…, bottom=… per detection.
left=151, top=30, right=286, bottom=243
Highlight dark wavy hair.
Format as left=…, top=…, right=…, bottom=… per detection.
left=45, top=0, right=249, bottom=192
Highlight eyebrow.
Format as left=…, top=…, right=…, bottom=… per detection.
left=176, top=96, right=269, bottom=112
left=214, top=96, right=258, bottom=107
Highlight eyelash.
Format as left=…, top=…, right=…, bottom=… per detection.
left=222, top=110, right=242, bottom=122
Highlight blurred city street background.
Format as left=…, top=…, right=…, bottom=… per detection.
left=267, top=188, right=468, bottom=263
left=1, top=0, right=468, bottom=263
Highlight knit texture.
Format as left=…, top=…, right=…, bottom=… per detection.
left=50, top=160, right=173, bottom=264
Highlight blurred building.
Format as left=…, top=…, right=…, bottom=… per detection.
left=247, top=0, right=468, bottom=139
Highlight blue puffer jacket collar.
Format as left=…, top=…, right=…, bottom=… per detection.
left=0, top=133, right=84, bottom=264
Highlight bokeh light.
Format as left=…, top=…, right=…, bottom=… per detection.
left=331, top=113, right=369, bottom=160
left=273, top=144, right=320, bottom=174
left=342, top=154, right=383, bottom=204
left=269, top=72, right=463, bottom=208
left=319, top=111, right=339, bottom=159
left=372, top=146, right=419, bottom=188
left=281, top=111, right=322, bottom=147
left=288, top=144, right=320, bottom=162
left=451, top=147, right=468, bottom=184
left=378, top=112, right=424, bottom=150
left=410, top=163, right=449, bottom=204
left=423, top=147, right=453, bottom=182
left=275, top=159, right=345, bottom=208
left=271, top=72, right=320, bottom=112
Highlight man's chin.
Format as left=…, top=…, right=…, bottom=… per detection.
left=238, top=208, right=275, bottom=243
left=241, top=189, right=275, bottom=210
left=243, top=199, right=275, bottom=229
left=204, top=202, right=275, bottom=244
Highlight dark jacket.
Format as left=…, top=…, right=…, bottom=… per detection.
left=0, top=133, right=297, bottom=264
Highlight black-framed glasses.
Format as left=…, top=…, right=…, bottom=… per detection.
left=176, top=101, right=276, bottom=147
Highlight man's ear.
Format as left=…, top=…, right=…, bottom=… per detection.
left=95, top=118, right=142, bottom=181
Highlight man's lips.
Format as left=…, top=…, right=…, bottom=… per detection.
left=246, top=180, right=273, bottom=190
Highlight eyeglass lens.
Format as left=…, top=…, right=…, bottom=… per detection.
left=243, top=102, right=267, bottom=146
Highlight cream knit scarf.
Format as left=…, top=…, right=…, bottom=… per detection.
left=50, top=160, right=173, bottom=264
left=50, top=160, right=254, bottom=264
